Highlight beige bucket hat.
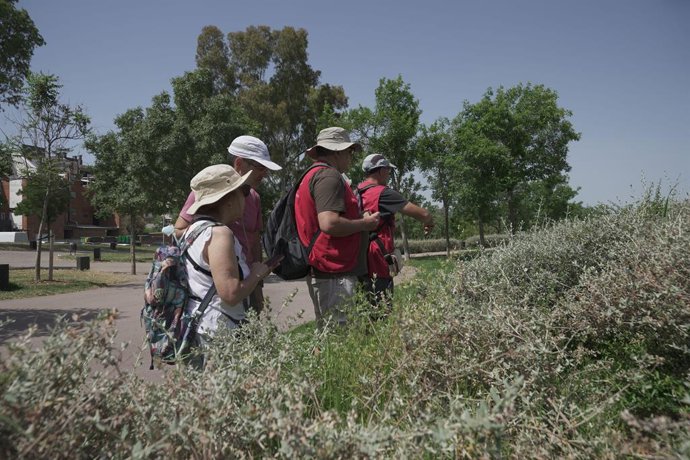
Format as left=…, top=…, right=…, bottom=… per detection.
left=187, top=164, right=252, bottom=215
left=306, top=127, right=362, bottom=158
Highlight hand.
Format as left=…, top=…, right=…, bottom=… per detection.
left=249, top=262, right=272, bottom=281
left=264, top=253, right=284, bottom=270
left=362, top=211, right=381, bottom=231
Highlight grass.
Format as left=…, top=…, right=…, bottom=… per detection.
left=0, top=268, right=139, bottom=300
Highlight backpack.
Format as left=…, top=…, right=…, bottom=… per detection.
left=141, top=220, right=220, bottom=369
left=262, top=163, right=332, bottom=280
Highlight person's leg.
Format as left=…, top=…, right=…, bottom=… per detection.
left=371, top=277, right=394, bottom=319
left=307, top=275, right=357, bottom=329
left=248, top=285, right=264, bottom=316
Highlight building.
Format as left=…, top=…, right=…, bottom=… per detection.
left=0, top=149, right=119, bottom=241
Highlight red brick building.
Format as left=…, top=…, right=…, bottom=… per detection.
left=1, top=153, right=119, bottom=241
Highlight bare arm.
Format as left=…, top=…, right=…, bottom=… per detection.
left=174, top=215, right=190, bottom=239
left=317, top=210, right=381, bottom=237
left=400, top=202, right=435, bottom=234
left=400, top=202, right=433, bottom=224
left=205, top=226, right=272, bottom=306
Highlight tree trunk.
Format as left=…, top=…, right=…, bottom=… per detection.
left=48, top=228, right=54, bottom=281
left=400, top=216, right=411, bottom=261
left=478, top=214, right=487, bottom=248
left=507, top=189, right=519, bottom=234
left=130, top=214, right=136, bottom=275
left=34, top=224, right=43, bottom=282
left=443, top=198, right=450, bottom=258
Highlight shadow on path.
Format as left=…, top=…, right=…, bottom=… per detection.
left=0, top=308, right=102, bottom=344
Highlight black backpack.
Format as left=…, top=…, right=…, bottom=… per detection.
left=262, top=163, right=332, bottom=280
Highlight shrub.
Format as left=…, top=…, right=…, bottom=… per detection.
left=395, top=238, right=464, bottom=253
left=1, top=197, right=688, bottom=457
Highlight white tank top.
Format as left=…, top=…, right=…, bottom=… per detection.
left=183, top=220, right=249, bottom=335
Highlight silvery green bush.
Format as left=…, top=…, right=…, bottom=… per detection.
left=1, top=197, right=688, bottom=458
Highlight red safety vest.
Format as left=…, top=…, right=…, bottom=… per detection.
left=357, top=180, right=395, bottom=279
left=295, top=164, right=362, bottom=273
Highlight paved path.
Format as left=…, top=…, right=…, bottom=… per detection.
left=0, top=249, right=426, bottom=379
left=0, top=250, right=314, bottom=380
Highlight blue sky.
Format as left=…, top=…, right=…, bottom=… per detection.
left=5, top=0, right=689, bottom=205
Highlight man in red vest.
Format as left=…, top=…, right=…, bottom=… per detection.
left=357, top=153, right=434, bottom=315
left=295, top=127, right=381, bottom=328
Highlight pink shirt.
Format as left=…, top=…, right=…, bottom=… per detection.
left=179, top=189, right=263, bottom=264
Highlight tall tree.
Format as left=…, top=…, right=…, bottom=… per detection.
left=13, top=160, right=70, bottom=280
left=454, top=83, right=580, bottom=237
left=0, top=0, right=45, bottom=109
left=7, top=72, right=89, bottom=280
left=195, top=25, right=234, bottom=93
left=195, top=25, right=348, bottom=199
left=348, top=76, right=422, bottom=258
left=86, top=109, right=149, bottom=275
left=418, top=118, right=456, bottom=256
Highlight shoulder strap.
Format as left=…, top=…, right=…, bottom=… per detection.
left=180, top=220, right=222, bottom=277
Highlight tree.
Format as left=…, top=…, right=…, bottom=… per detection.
left=0, top=0, right=45, bottom=109
left=454, top=83, right=580, bottom=240
left=86, top=109, right=149, bottom=275
left=418, top=118, right=456, bottom=256
left=348, top=76, right=422, bottom=259
left=13, top=160, right=70, bottom=279
left=195, top=25, right=348, bottom=199
left=7, top=72, right=90, bottom=281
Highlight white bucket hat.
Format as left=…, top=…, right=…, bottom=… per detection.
left=306, top=127, right=362, bottom=158
left=362, top=153, right=397, bottom=173
left=227, top=135, right=282, bottom=171
left=187, top=164, right=252, bottom=215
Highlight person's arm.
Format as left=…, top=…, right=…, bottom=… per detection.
left=317, top=210, right=380, bottom=236
left=174, top=192, right=197, bottom=238
left=205, top=226, right=272, bottom=306
left=400, top=202, right=435, bottom=234
left=174, top=215, right=191, bottom=239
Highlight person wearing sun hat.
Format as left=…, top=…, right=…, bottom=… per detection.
left=356, top=153, right=434, bottom=317
left=295, top=127, right=381, bottom=329
left=175, top=135, right=282, bottom=316
left=181, top=164, right=282, bottom=359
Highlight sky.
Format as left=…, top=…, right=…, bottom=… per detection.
left=4, top=0, right=689, bottom=206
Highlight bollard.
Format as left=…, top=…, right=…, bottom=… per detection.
left=76, top=256, right=90, bottom=271
left=0, top=264, right=8, bottom=291
left=93, top=247, right=101, bottom=261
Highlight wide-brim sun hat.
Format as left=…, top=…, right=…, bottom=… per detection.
left=362, top=153, right=397, bottom=172
left=227, top=135, right=282, bottom=171
left=187, top=164, right=252, bottom=215
left=306, top=127, right=362, bottom=159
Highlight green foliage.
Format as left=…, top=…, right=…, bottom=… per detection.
left=1, top=197, right=689, bottom=457
left=453, top=83, right=581, bottom=238
left=0, top=0, right=45, bottom=109
left=197, top=25, right=348, bottom=199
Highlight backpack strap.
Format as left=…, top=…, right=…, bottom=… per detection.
left=180, top=220, right=222, bottom=276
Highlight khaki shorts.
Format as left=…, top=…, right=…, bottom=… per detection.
left=306, top=275, right=357, bottom=329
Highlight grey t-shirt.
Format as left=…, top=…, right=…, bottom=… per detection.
left=309, top=168, right=368, bottom=277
